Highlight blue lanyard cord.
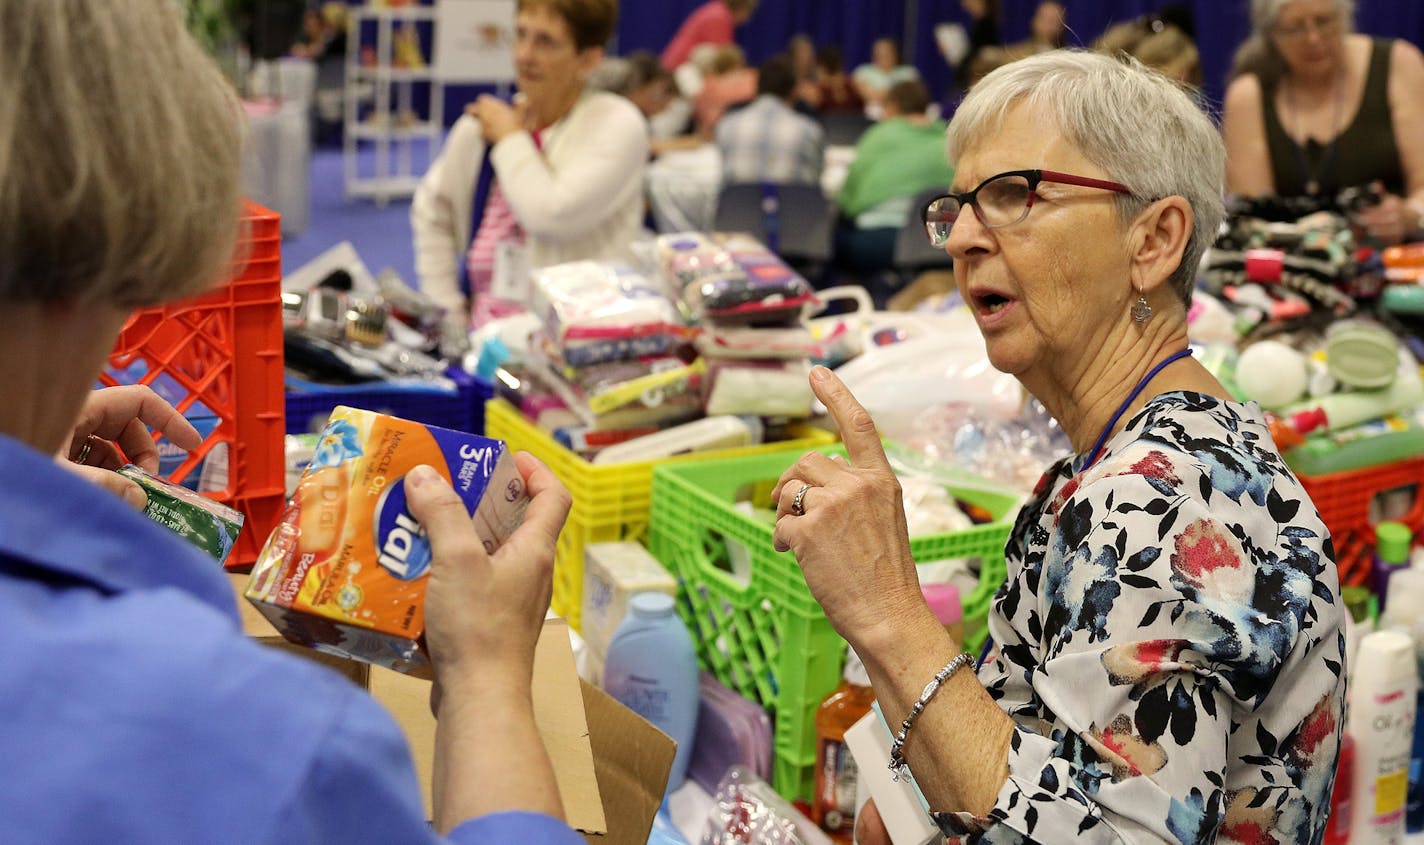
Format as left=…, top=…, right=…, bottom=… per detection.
left=977, top=637, right=994, bottom=670
left=977, top=348, right=1195, bottom=669
left=1079, top=348, right=1194, bottom=472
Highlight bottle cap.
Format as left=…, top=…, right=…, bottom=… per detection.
left=843, top=646, right=871, bottom=687
left=922, top=583, right=963, bottom=626
left=1342, top=585, right=1373, bottom=623
left=1381, top=567, right=1424, bottom=629
left=1244, top=248, right=1285, bottom=282
left=1290, top=407, right=1329, bottom=436
left=629, top=591, right=676, bottom=618
left=1353, top=629, right=1418, bottom=689
left=1376, top=521, right=1413, bottom=565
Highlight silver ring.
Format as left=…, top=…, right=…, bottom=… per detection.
left=74, top=435, right=97, bottom=465
left=791, top=483, right=811, bottom=517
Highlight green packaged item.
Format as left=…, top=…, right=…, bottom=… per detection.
left=118, top=464, right=244, bottom=565
left=1283, top=414, right=1424, bottom=476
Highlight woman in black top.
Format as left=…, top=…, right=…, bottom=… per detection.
left=1222, top=0, right=1424, bottom=244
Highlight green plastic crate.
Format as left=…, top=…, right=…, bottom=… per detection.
left=486, top=398, right=836, bottom=629
left=649, top=444, right=1019, bottom=803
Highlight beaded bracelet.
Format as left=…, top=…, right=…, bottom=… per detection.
left=887, top=652, right=976, bottom=782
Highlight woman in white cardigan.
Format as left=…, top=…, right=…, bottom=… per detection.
left=411, top=0, right=648, bottom=330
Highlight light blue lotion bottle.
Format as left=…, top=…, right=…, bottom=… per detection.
left=603, top=591, right=701, bottom=796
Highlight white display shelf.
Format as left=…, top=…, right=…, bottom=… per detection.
left=343, top=3, right=444, bottom=204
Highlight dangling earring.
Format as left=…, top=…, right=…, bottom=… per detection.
left=1131, top=289, right=1152, bottom=323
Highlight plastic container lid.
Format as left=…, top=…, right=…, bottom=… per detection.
left=922, top=583, right=963, bottom=626
left=1353, top=629, right=1418, bottom=688
left=629, top=591, right=676, bottom=618
left=1325, top=321, right=1401, bottom=389
left=1376, top=520, right=1414, bottom=565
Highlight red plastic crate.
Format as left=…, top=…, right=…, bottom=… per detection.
left=1298, top=455, right=1424, bottom=588
left=98, top=200, right=286, bottom=568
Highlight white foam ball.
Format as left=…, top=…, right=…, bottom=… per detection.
left=1236, top=340, right=1309, bottom=409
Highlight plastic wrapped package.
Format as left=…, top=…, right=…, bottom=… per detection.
left=827, top=307, right=1024, bottom=441
left=708, top=233, right=817, bottom=321
left=523, top=342, right=704, bottom=432
left=701, top=767, right=833, bottom=845
left=703, top=359, right=813, bottom=418
left=656, top=232, right=743, bottom=310
left=657, top=233, right=816, bottom=322
left=531, top=261, right=685, bottom=367
left=694, top=323, right=822, bottom=360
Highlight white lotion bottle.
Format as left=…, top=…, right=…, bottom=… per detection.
left=1350, top=629, right=1419, bottom=843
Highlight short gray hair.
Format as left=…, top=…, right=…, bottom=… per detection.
left=0, top=0, right=244, bottom=307
left=947, top=50, right=1225, bottom=305
left=1236, top=0, right=1356, bottom=83
left=1251, top=0, right=1354, bottom=33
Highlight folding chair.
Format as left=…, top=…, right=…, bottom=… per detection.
left=819, top=112, right=874, bottom=146
left=893, top=187, right=956, bottom=283
left=714, top=182, right=837, bottom=284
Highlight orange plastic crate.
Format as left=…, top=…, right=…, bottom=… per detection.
left=99, top=200, right=286, bottom=568
left=1298, top=455, right=1424, bottom=588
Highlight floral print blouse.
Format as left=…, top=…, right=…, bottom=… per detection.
left=945, top=391, right=1346, bottom=843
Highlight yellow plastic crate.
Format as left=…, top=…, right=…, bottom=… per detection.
left=485, top=398, right=837, bottom=629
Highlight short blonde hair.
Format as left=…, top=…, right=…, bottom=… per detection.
left=948, top=50, right=1226, bottom=305
left=0, top=0, right=244, bottom=307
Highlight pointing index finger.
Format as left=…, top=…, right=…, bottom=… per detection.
left=809, top=366, right=890, bottom=470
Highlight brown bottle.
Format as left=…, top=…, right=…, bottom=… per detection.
left=813, top=647, right=875, bottom=843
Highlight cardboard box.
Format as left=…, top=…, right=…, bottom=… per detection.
left=245, top=407, right=528, bottom=677
left=230, top=574, right=674, bottom=841
left=370, top=617, right=676, bottom=842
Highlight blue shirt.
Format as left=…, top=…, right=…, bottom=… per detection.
left=0, top=434, right=581, bottom=845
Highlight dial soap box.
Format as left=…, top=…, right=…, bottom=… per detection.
left=245, top=406, right=528, bottom=678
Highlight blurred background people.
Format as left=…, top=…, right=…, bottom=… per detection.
left=717, top=55, right=824, bottom=185
left=411, top=0, right=648, bottom=329
left=810, top=45, right=864, bottom=114
left=590, top=49, right=687, bottom=139
left=660, top=0, right=758, bottom=71
left=1093, top=7, right=1201, bottom=88
left=834, top=79, right=954, bottom=278
left=1221, top=0, right=1424, bottom=244
left=957, top=0, right=1004, bottom=88
left=692, top=44, right=758, bottom=137
left=788, top=33, right=821, bottom=111
left=852, top=37, right=921, bottom=113
left=1006, top=0, right=1067, bottom=59
left=1135, top=24, right=1201, bottom=87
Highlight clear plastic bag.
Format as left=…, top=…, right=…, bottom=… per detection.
left=888, top=397, right=1071, bottom=495
left=701, top=767, right=833, bottom=845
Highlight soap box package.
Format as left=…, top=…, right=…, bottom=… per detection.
left=118, top=463, right=245, bottom=566
left=245, top=406, right=528, bottom=678
left=581, top=541, right=678, bottom=658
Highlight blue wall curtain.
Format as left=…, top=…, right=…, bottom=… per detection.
left=615, top=0, right=1424, bottom=112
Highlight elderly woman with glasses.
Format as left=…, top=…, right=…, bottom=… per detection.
left=773, top=51, right=1344, bottom=843
left=1222, top=0, right=1424, bottom=245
